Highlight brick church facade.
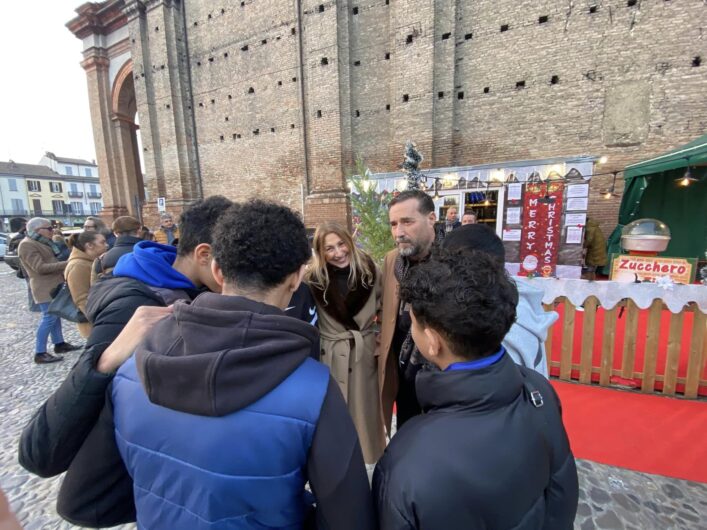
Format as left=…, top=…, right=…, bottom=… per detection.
left=68, top=0, right=706, bottom=231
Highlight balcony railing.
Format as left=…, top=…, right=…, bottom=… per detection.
left=86, top=192, right=102, bottom=199
left=68, top=191, right=84, bottom=198
left=0, top=209, right=29, bottom=217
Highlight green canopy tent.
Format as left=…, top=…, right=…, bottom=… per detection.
left=604, top=134, right=707, bottom=272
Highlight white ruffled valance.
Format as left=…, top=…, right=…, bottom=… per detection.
left=525, top=278, right=707, bottom=314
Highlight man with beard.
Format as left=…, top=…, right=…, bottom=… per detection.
left=378, top=190, right=438, bottom=433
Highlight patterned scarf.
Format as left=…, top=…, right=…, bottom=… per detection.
left=394, top=252, right=431, bottom=379
left=28, top=230, right=63, bottom=258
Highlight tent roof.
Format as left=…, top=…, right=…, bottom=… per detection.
left=624, top=134, right=707, bottom=179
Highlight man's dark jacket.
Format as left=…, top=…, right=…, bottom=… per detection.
left=92, top=235, right=143, bottom=277
left=107, top=293, right=374, bottom=529
left=373, top=353, right=578, bottom=530
left=18, top=243, right=201, bottom=522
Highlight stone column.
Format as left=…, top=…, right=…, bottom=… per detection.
left=299, top=0, right=351, bottom=229
left=125, top=0, right=202, bottom=228
left=81, top=48, right=130, bottom=220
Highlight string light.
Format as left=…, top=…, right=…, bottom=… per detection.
left=676, top=165, right=698, bottom=187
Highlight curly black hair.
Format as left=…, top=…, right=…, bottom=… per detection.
left=212, top=199, right=310, bottom=289
left=400, top=247, right=518, bottom=359
left=177, top=195, right=234, bottom=256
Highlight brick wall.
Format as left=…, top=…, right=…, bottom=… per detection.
left=136, top=0, right=706, bottom=232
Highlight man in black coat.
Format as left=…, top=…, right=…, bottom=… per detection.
left=91, top=215, right=143, bottom=281
left=373, top=248, right=578, bottom=530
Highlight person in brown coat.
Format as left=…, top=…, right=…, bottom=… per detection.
left=307, top=221, right=386, bottom=464
left=379, top=190, right=438, bottom=433
left=65, top=231, right=108, bottom=337
left=582, top=218, right=608, bottom=280
left=18, top=218, right=80, bottom=364
left=154, top=213, right=180, bottom=246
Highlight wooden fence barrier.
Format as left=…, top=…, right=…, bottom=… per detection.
left=543, top=297, right=707, bottom=398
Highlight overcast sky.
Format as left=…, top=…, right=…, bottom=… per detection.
left=0, top=1, right=96, bottom=165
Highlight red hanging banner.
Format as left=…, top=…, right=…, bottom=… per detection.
left=518, top=181, right=565, bottom=277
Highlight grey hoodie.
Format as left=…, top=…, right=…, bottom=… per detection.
left=503, top=278, right=558, bottom=378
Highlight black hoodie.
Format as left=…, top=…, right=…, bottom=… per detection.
left=56, top=293, right=376, bottom=530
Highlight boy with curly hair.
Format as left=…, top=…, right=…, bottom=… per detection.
left=373, top=248, right=578, bottom=530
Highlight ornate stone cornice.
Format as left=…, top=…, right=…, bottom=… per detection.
left=66, top=0, right=128, bottom=40
left=80, top=51, right=111, bottom=72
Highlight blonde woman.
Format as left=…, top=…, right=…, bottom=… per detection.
left=307, top=222, right=385, bottom=464
left=65, top=231, right=107, bottom=337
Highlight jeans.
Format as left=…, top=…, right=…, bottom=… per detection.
left=35, top=303, right=64, bottom=354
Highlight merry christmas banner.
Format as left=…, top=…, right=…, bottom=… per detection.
left=518, top=182, right=565, bottom=277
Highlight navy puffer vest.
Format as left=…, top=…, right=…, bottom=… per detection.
left=112, top=356, right=329, bottom=529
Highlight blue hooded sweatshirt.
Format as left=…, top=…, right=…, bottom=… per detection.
left=113, top=241, right=196, bottom=290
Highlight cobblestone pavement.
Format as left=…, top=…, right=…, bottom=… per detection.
left=0, top=262, right=705, bottom=529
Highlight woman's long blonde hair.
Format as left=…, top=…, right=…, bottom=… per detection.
left=307, top=221, right=375, bottom=300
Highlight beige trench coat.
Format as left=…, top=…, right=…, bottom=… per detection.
left=313, top=270, right=386, bottom=464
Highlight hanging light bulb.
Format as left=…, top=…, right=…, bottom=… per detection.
left=676, top=166, right=698, bottom=187
left=600, top=172, right=619, bottom=198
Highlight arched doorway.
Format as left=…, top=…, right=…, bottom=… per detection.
left=111, top=60, right=145, bottom=221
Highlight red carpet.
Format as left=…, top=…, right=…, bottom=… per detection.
left=553, top=380, right=707, bottom=483
left=549, top=303, right=706, bottom=396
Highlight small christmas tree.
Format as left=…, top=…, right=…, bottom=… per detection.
left=348, top=157, right=394, bottom=264
left=401, top=140, right=425, bottom=190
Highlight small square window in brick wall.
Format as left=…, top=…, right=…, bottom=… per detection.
left=406, top=34, right=413, bottom=44
left=317, top=110, right=322, bottom=118
left=483, top=87, right=490, bottom=93
left=457, top=91, right=464, bottom=99
left=465, top=33, right=472, bottom=40
left=500, top=24, right=509, bottom=32
left=627, top=0, right=637, bottom=6
left=318, top=4, right=324, bottom=13
left=402, top=94, right=409, bottom=102
left=271, top=127, right=276, bottom=133
left=538, top=15, right=548, bottom=24
left=242, top=45, right=249, bottom=51
left=516, top=81, right=525, bottom=89
left=262, top=39, right=267, bottom=45
left=438, top=91, right=444, bottom=99
left=355, top=110, right=360, bottom=117
left=353, top=7, right=358, bottom=15
left=354, top=60, right=361, bottom=66
left=693, top=56, right=702, bottom=67
left=321, top=57, right=329, bottom=65
left=442, top=33, right=451, bottom=40
left=253, top=129, right=260, bottom=135
left=386, top=104, right=390, bottom=111
left=385, top=52, right=390, bottom=59
left=550, top=75, right=559, bottom=84
left=589, top=5, right=598, bottom=13
left=248, top=87, right=255, bottom=94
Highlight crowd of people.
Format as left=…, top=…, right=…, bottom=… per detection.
left=13, top=192, right=579, bottom=529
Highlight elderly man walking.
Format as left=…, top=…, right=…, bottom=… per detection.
left=18, top=218, right=80, bottom=364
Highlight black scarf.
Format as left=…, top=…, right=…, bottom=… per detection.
left=394, top=251, right=435, bottom=379
left=310, top=258, right=376, bottom=330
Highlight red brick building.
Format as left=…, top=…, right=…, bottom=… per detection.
left=68, top=0, right=707, bottom=233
